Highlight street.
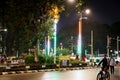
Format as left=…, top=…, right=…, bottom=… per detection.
left=0, top=67, right=120, bottom=80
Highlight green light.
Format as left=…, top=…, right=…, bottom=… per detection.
left=38, top=39, right=40, bottom=55
left=53, top=20, right=58, bottom=64
left=77, top=34, right=82, bottom=57
left=47, top=36, right=50, bottom=55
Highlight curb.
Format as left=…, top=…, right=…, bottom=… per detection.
left=0, top=67, right=95, bottom=75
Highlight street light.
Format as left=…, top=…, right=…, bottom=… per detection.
left=117, top=36, right=120, bottom=57
left=0, top=29, right=7, bottom=32
left=67, top=0, right=90, bottom=58
left=85, top=9, right=90, bottom=14
left=53, top=19, right=59, bottom=64
left=52, top=6, right=59, bottom=64
left=77, top=9, right=90, bottom=58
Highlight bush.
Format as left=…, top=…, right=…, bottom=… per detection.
left=38, top=54, right=46, bottom=65
left=56, top=56, right=59, bottom=64
left=0, top=67, right=5, bottom=72
left=38, top=55, right=59, bottom=65
left=25, top=55, right=35, bottom=65
left=45, top=56, right=54, bottom=65
left=46, top=64, right=56, bottom=69
left=70, top=60, right=80, bottom=67
left=57, top=48, right=71, bottom=56
left=70, top=60, right=87, bottom=67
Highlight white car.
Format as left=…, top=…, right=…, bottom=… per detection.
left=115, top=57, right=120, bottom=62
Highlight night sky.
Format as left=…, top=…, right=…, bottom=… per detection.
left=87, top=0, right=120, bottom=25
left=58, top=0, right=120, bottom=30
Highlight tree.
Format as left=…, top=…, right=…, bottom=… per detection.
left=0, top=0, right=89, bottom=58
left=111, top=21, right=120, bottom=36
left=0, top=0, right=64, bottom=56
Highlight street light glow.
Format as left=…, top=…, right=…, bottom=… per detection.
left=0, top=28, right=7, bottom=32
left=67, top=0, right=75, bottom=4
left=85, top=9, right=90, bottom=14
left=4, top=29, right=7, bottom=32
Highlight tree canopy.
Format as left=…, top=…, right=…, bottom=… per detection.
left=0, top=0, right=64, bottom=55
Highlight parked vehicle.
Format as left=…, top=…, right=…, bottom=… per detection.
left=7, top=57, right=25, bottom=66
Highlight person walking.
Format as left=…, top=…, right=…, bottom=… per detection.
left=109, top=56, right=115, bottom=74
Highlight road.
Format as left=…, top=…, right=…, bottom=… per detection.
left=0, top=68, right=120, bottom=80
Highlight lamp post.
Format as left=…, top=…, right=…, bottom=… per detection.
left=107, top=35, right=110, bottom=57
left=77, top=9, right=90, bottom=58
left=53, top=19, right=58, bottom=64
left=117, top=36, right=120, bottom=57
left=91, top=30, right=94, bottom=57
left=52, top=6, right=59, bottom=64
left=67, top=0, right=90, bottom=58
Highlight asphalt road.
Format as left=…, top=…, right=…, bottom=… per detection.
left=0, top=67, right=120, bottom=80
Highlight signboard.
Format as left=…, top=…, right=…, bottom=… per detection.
left=59, top=56, right=70, bottom=67
left=59, top=56, right=70, bottom=60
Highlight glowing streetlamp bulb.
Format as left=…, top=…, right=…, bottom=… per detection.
left=85, top=9, right=90, bottom=14
left=67, top=0, right=75, bottom=4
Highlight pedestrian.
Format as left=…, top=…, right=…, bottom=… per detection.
left=109, top=56, right=115, bottom=74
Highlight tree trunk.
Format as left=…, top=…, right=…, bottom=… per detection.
left=34, top=39, right=39, bottom=63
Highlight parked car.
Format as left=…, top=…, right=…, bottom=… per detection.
left=7, top=57, right=25, bottom=66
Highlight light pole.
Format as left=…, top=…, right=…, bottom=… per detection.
left=45, top=35, right=50, bottom=56
left=53, top=19, right=58, bottom=64
left=77, top=9, right=90, bottom=58
left=107, top=35, right=110, bottom=57
left=117, top=36, right=120, bottom=57
left=67, top=0, right=90, bottom=58
left=91, top=30, right=94, bottom=57
left=52, top=6, right=59, bottom=64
